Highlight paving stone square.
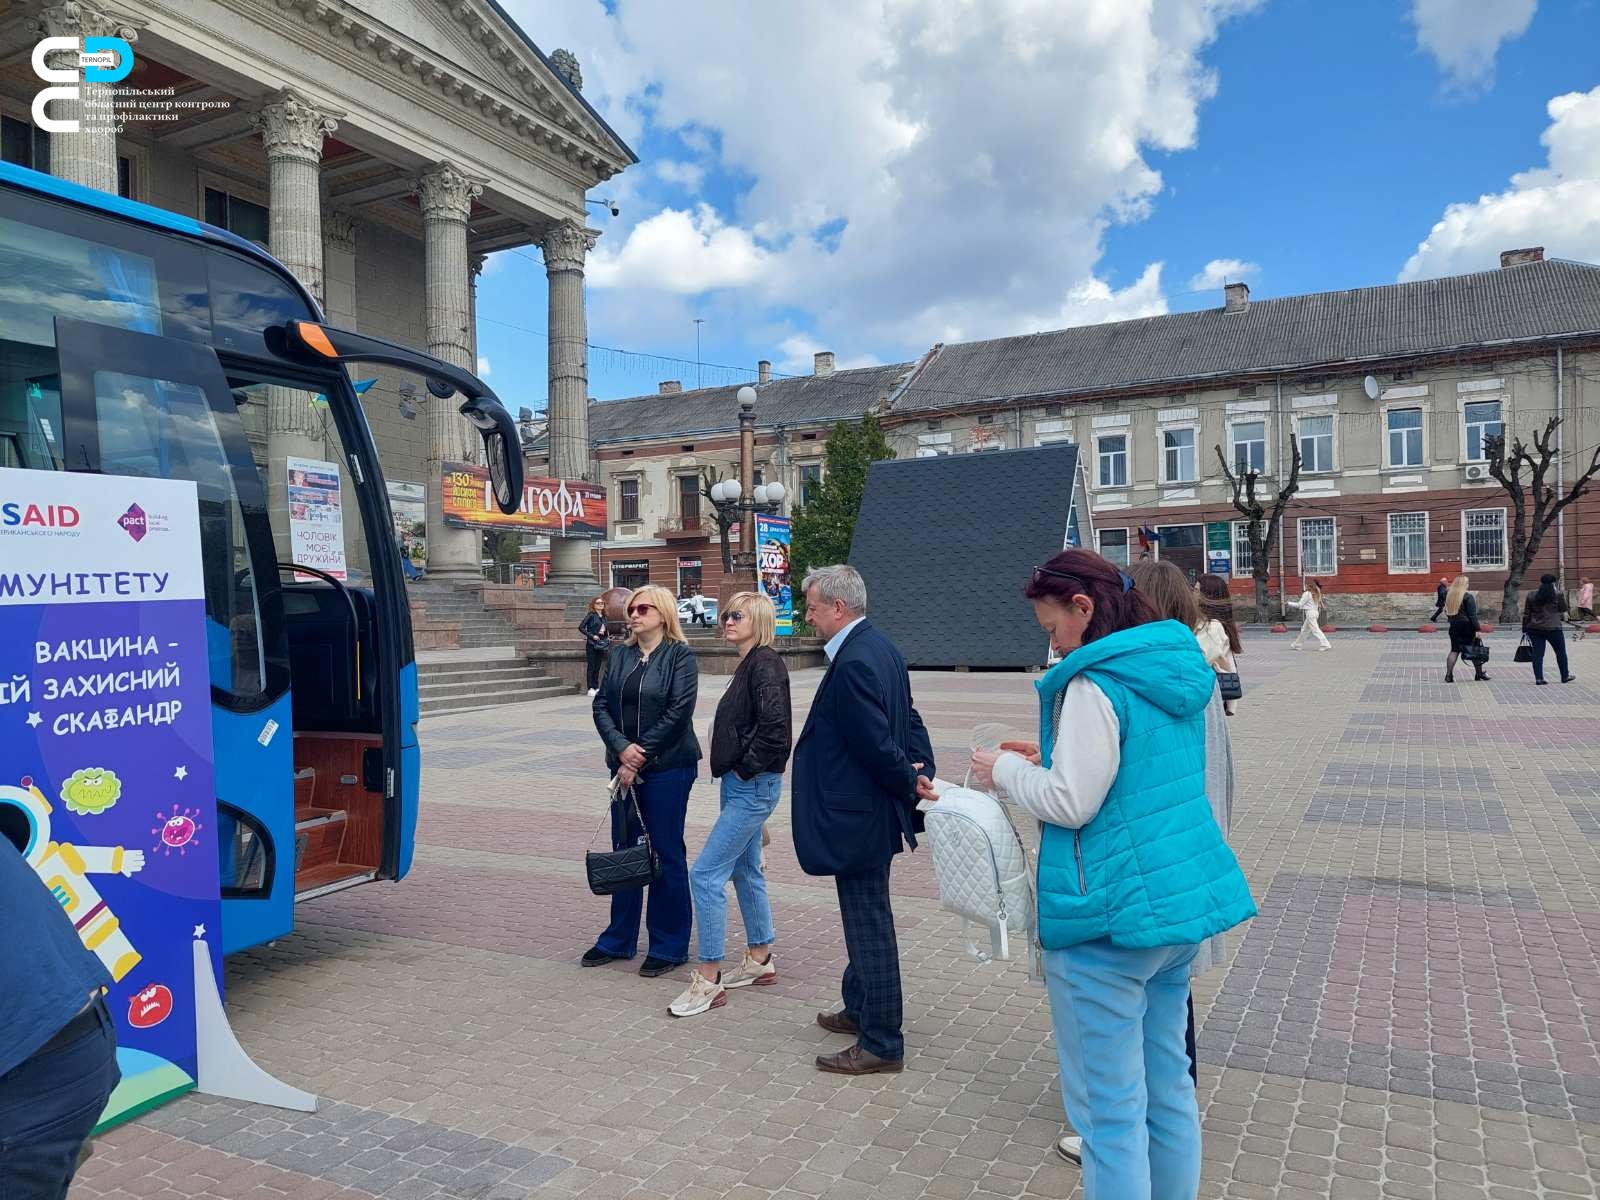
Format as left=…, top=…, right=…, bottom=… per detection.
left=69, top=631, right=1600, bottom=1199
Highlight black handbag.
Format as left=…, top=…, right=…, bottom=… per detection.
left=1216, top=671, right=1243, bottom=702
left=1461, top=639, right=1491, bottom=665
left=1514, top=635, right=1534, bottom=663
left=585, top=785, right=660, bottom=896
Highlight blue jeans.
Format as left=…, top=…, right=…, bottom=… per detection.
left=691, top=772, right=782, bottom=963
left=595, top=765, right=696, bottom=963
left=1045, top=939, right=1201, bottom=1200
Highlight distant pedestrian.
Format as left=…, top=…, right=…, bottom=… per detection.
left=1577, top=578, right=1596, bottom=622
left=1521, top=574, right=1575, bottom=685
left=1195, top=573, right=1242, bottom=716
left=689, top=588, right=710, bottom=627
left=579, top=595, right=609, bottom=697
left=1443, top=574, right=1490, bottom=683
left=792, top=565, right=934, bottom=1075
left=671, top=591, right=793, bottom=1018
left=1429, top=577, right=1449, bottom=623
left=585, top=585, right=701, bottom=978
left=1289, top=579, right=1331, bottom=651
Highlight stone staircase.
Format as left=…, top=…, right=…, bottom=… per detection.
left=417, top=653, right=570, bottom=717
left=407, top=580, right=525, bottom=649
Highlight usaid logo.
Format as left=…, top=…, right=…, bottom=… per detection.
left=32, top=35, right=134, bottom=134
left=117, top=503, right=148, bottom=542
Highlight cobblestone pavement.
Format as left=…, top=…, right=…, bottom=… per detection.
left=71, top=631, right=1600, bottom=1199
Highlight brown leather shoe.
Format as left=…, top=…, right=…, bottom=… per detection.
left=817, top=1044, right=904, bottom=1074
left=816, top=1010, right=859, bottom=1036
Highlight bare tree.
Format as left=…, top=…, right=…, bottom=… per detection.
left=1484, top=418, right=1600, bottom=621
left=1214, top=435, right=1303, bottom=620
left=700, top=468, right=736, bottom=575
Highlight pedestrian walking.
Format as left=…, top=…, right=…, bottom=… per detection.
left=1576, top=577, right=1596, bottom=622
left=0, top=836, right=121, bottom=1200
left=1195, top=572, right=1242, bottom=716
left=584, top=585, right=701, bottom=978
left=1521, top=574, right=1576, bottom=685
left=670, top=590, right=793, bottom=1018
left=964, top=549, right=1254, bottom=1199
left=792, top=564, right=934, bottom=1075
left=1288, top=578, right=1331, bottom=650
left=1429, top=577, right=1449, bottom=623
left=580, top=595, right=609, bottom=697
left=689, top=588, right=710, bottom=627
left=1443, top=574, right=1490, bottom=683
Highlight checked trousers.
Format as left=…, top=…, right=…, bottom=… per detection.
left=835, top=863, right=903, bottom=1061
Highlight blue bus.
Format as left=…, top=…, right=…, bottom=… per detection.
left=0, top=160, right=523, bottom=954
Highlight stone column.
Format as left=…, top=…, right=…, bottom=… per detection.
left=415, top=163, right=483, bottom=582
left=543, top=221, right=599, bottom=586
left=29, top=2, right=137, bottom=193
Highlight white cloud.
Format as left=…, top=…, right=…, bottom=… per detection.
left=1400, top=86, right=1600, bottom=280
left=1187, top=257, right=1258, bottom=292
left=587, top=204, right=771, bottom=293
left=477, top=356, right=492, bottom=377
left=1410, top=0, right=1536, bottom=94
left=655, top=159, right=706, bottom=192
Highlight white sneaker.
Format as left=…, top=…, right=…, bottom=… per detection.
left=668, top=971, right=726, bottom=1018
left=1056, top=1134, right=1082, bottom=1166
left=722, top=950, right=776, bottom=989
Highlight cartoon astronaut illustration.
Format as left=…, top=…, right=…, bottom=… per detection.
left=0, top=775, right=144, bottom=981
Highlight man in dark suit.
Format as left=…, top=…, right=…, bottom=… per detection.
left=792, top=564, right=934, bottom=1074
left=1430, top=577, right=1449, bottom=622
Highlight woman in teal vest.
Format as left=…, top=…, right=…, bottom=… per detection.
left=968, top=548, right=1256, bottom=1200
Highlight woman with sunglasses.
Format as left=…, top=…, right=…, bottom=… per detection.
left=586, top=584, right=702, bottom=978
left=963, top=549, right=1255, bottom=1200
left=670, top=591, right=793, bottom=1017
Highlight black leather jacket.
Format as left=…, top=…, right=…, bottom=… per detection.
left=593, top=639, right=702, bottom=774
left=579, top=612, right=609, bottom=650
left=710, top=645, right=793, bottom=780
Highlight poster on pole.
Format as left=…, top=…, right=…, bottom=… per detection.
left=286, top=456, right=346, bottom=580
left=755, top=513, right=793, bottom=636
left=0, top=467, right=222, bottom=1127
left=387, top=480, right=427, bottom=571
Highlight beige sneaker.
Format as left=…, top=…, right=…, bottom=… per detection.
left=722, top=950, right=776, bottom=989
left=668, top=971, right=726, bottom=1018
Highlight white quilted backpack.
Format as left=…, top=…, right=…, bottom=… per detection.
left=924, top=783, right=1037, bottom=968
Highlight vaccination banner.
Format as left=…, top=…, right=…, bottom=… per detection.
left=442, top=460, right=606, bottom=538
left=286, top=456, right=347, bottom=581
left=0, top=468, right=221, bottom=1128
left=755, top=513, right=793, bottom=636
left=387, top=480, right=427, bottom=570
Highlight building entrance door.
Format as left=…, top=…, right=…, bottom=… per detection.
left=1156, top=523, right=1205, bottom=583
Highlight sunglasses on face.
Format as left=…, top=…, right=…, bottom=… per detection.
left=627, top=603, right=656, bottom=616
left=722, top=611, right=746, bottom=624
left=1031, top=564, right=1086, bottom=591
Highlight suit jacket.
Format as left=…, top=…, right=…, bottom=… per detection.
left=791, top=621, right=935, bottom=876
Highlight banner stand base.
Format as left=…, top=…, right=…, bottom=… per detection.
left=192, top=938, right=317, bottom=1112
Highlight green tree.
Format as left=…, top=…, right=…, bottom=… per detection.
left=790, top=412, right=895, bottom=620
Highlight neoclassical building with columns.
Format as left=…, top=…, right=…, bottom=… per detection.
left=0, top=0, right=633, bottom=581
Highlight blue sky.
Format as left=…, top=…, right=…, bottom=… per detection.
left=474, top=0, right=1600, bottom=419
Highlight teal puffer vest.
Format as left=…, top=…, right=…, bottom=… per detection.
left=1035, top=620, right=1257, bottom=950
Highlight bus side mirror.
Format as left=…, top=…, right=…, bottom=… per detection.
left=459, top=395, right=524, bottom=515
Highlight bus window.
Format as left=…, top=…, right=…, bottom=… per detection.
left=208, top=251, right=315, bottom=359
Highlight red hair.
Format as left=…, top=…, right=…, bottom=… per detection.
left=1023, top=549, right=1156, bottom=645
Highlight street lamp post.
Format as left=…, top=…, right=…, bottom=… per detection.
left=710, top=386, right=786, bottom=598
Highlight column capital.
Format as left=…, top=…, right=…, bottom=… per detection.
left=540, top=221, right=598, bottom=273
left=324, top=208, right=358, bottom=252
left=250, top=89, right=337, bottom=163
left=413, top=162, right=482, bottom=223
left=28, top=1, right=139, bottom=42
left=469, top=252, right=488, bottom=279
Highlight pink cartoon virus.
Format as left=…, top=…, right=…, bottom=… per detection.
left=150, top=807, right=202, bottom=855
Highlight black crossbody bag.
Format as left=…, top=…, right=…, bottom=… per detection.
left=1215, top=671, right=1243, bottom=702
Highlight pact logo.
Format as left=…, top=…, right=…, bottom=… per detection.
left=117, top=503, right=148, bottom=542
left=1, top=500, right=80, bottom=529
left=31, top=34, right=134, bottom=134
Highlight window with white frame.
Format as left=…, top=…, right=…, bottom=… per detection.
left=1098, top=528, right=1130, bottom=566
left=1297, top=414, right=1334, bottom=473
left=1232, top=522, right=1255, bottom=575
left=1463, top=399, right=1504, bottom=462
left=1231, top=420, right=1266, bottom=473
left=1386, top=407, right=1424, bottom=468
left=916, top=431, right=952, bottom=457
left=1096, top=434, right=1127, bottom=487
left=1387, top=512, right=1429, bottom=572
left=1463, top=508, right=1507, bottom=571
left=1299, top=517, right=1337, bottom=575
left=1162, top=427, right=1197, bottom=483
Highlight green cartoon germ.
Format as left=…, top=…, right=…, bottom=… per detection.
left=61, top=767, right=123, bottom=816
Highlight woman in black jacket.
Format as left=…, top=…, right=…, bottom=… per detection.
left=669, top=591, right=792, bottom=1019
left=1444, top=574, right=1490, bottom=683
left=579, top=595, right=610, bottom=697
left=1522, top=574, right=1575, bottom=685
left=585, top=585, right=701, bottom=977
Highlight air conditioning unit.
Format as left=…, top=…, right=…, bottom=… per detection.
left=1464, top=463, right=1489, bottom=482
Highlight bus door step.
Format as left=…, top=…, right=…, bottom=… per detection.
left=294, top=865, right=378, bottom=903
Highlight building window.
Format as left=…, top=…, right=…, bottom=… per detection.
left=117, top=154, right=133, bottom=200
left=676, top=557, right=703, bottom=597
left=799, top=463, right=822, bottom=507
left=1096, top=434, right=1127, bottom=487
left=611, top=560, right=650, bottom=590
left=1298, top=414, right=1334, bottom=474
left=1386, top=407, right=1424, bottom=468
left=1463, top=508, right=1507, bottom=571
left=1, top=114, right=49, bottom=173
left=1232, top=522, right=1255, bottom=576
left=1463, top=399, right=1503, bottom=462
left=1098, top=528, right=1129, bottom=566
left=1162, top=427, right=1196, bottom=483
left=618, top=478, right=639, bottom=522
left=1231, top=420, right=1266, bottom=473
left=1299, top=517, right=1337, bottom=575
left=917, top=431, right=952, bottom=457
left=204, top=186, right=270, bottom=247
left=752, top=467, right=764, bottom=487
left=1387, top=512, right=1429, bottom=573
left=677, top=474, right=701, bottom=526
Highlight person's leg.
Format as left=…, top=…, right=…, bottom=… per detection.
left=1184, top=991, right=1198, bottom=1086
left=594, top=791, right=645, bottom=957
left=640, top=767, right=694, bottom=964
left=727, top=773, right=781, bottom=956
left=1311, top=617, right=1331, bottom=649
left=1530, top=630, right=1548, bottom=682
left=690, top=774, right=772, bottom=977
left=1446, top=649, right=1458, bottom=681
left=1552, top=630, right=1571, bottom=679
left=834, top=865, right=903, bottom=1061
left=1291, top=617, right=1306, bottom=649
left=1145, top=946, right=1203, bottom=1200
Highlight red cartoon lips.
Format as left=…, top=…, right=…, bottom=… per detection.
left=127, top=984, right=173, bottom=1028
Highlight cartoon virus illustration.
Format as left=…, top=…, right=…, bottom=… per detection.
left=60, top=767, right=122, bottom=816
left=150, top=806, right=203, bottom=856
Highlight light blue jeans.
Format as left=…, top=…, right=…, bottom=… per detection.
left=1045, top=938, right=1202, bottom=1200
left=690, top=771, right=782, bottom=963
